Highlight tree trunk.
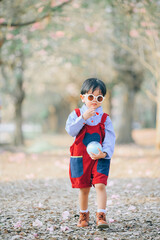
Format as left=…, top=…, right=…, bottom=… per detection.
left=15, top=99, right=24, bottom=145
left=117, top=87, right=135, bottom=144
left=156, top=81, right=160, bottom=149
left=14, top=51, right=25, bottom=146
left=56, top=101, right=70, bottom=133
left=103, top=89, right=112, bottom=116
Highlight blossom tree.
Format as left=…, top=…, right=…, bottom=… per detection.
left=109, top=0, right=160, bottom=149
left=0, top=0, right=72, bottom=145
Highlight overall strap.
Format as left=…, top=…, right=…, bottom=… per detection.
left=101, top=113, right=109, bottom=124
left=74, top=108, right=86, bottom=145
left=75, top=108, right=81, bottom=117
left=100, top=113, right=109, bottom=141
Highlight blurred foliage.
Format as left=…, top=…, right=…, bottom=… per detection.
left=0, top=0, right=160, bottom=146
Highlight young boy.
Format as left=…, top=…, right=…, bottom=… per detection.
left=65, top=78, right=116, bottom=228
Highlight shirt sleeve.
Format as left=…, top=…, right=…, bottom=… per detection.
left=102, top=116, right=116, bottom=159
left=65, top=110, right=86, bottom=137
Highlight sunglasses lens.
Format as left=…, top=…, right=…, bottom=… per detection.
left=88, top=94, right=94, bottom=101
left=97, top=96, right=103, bottom=102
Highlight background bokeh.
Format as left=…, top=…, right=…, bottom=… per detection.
left=0, top=0, right=160, bottom=181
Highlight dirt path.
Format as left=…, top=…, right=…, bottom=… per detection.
left=0, top=178, right=160, bottom=240
left=0, top=130, right=160, bottom=239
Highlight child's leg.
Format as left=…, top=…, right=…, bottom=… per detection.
left=77, top=187, right=90, bottom=227
left=79, top=187, right=90, bottom=211
left=95, top=183, right=108, bottom=228
left=95, top=183, right=107, bottom=210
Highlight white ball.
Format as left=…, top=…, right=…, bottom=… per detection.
left=86, top=141, right=102, bottom=155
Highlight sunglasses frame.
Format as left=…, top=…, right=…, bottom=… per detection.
left=83, top=93, right=105, bottom=103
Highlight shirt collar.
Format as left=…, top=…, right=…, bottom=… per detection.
left=81, top=104, right=103, bottom=114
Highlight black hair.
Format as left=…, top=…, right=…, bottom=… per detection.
left=80, top=78, right=107, bottom=96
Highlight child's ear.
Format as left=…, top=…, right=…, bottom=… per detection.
left=80, top=94, right=85, bottom=102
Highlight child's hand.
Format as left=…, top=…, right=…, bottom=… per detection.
left=90, top=148, right=107, bottom=160
left=82, top=107, right=96, bottom=120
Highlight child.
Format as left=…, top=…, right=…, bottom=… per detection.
left=65, top=78, right=116, bottom=228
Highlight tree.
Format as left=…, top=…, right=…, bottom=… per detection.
left=0, top=0, right=72, bottom=145
left=109, top=0, right=160, bottom=149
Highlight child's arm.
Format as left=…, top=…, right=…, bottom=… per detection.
left=65, top=110, right=86, bottom=137
left=88, top=116, right=116, bottom=160
left=102, top=116, right=116, bottom=159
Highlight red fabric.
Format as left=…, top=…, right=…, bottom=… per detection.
left=69, top=109, right=109, bottom=188
left=75, top=108, right=81, bottom=117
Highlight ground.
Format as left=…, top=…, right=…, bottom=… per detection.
left=0, top=129, right=160, bottom=240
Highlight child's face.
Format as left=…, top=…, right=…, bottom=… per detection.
left=80, top=88, right=104, bottom=109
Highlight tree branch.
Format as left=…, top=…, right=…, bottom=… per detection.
left=110, top=35, right=156, bottom=77
left=0, top=0, right=72, bottom=27
left=144, top=89, right=157, bottom=103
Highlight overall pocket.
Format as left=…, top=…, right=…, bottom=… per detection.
left=97, top=159, right=110, bottom=176
left=70, top=156, right=83, bottom=178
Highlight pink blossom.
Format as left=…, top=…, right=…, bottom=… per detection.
left=145, top=170, right=152, bottom=176
left=55, top=161, right=68, bottom=170
left=37, top=49, right=47, bottom=56
left=107, top=200, right=113, bottom=205
left=130, top=29, right=139, bottom=38
left=139, top=8, right=146, bottom=13
left=38, top=7, right=44, bottom=13
left=14, top=221, right=22, bottom=228
left=108, top=181, right=114, bottom=186
left=126, top=183, right=132, bottom=188
left=31, top=154, right=38, bottom=161
left=146, top=30, right=158, bottom=38
left=134, top=8, right=146, bottom=13
left=26, top=173, right=35, bottom=179
left=33, top=233, right=38, bottom=238
left=0, top=18, right=5, bottom=24
left=38, top=202, right=43, bottom=208
left=30, top=22, right=43, bottom=32
left=51, top=0, right=57, bottom=7
left=60, top=226, right=70, bottom=232
left=141, top=21, right=155, bottom=27
left=6, top=33, right=14, bottom=40
left=8, top=26, right=15, bottom=31
left=55, top=31, right=65, bottom=38
left=73, top=3, right=80, bottom=8
left=33, top=219, right=43, bottom=227
left=111, top=194, right=120, bottom=199
left=109, top=218, right=116, bottom=223
left=128, top=169, right=133, bottom=174
left=9, top=153, right=26, bottom=163
left=128, top=206, right=136, bottom=211
left=85, top=24, right=98, bottom=33
left=47, top=226, right=54, bottom=233
left=62, top=211, right=70, bottom=220
left=50, top=31, right=65, bottom=39
left=51, top=0, right=69, bottom=7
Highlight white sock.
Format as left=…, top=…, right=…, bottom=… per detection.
left=80, top=209, right=88, bottom=213
left=97, top=209, right=106, bottom=214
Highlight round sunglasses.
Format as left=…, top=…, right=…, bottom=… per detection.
left=83, top=94, right=105, bottom=103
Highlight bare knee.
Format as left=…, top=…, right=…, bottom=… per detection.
left=95, top=183, right=106, bottom=191
left=80, top=187, right=90, bottom=195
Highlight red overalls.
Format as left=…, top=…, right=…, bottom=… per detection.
left=69, top=108, right=111, bottom=188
